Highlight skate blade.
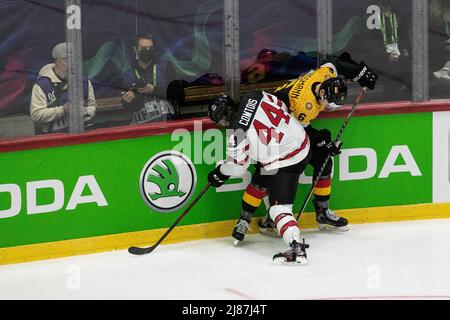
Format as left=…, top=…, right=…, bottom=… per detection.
left=296, top=256, right=308, bottom=264
left=318, top=224, right=349, bottom=232
left=232, top=238, right=241, bottom=246
left=259, top=228, right=280, bottom=237
left=273, top=256, right=308, bottom=265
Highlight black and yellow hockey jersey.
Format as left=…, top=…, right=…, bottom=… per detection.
left=273, top=63, right=338, bottom=126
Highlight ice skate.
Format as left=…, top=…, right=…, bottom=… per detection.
left=273, top=240, right=309, bottom=265
left=314, top=200, right=349, bottom=232
left=258, top=214, right=279, bottom=237
left=232, top=218, right=252, bottom=246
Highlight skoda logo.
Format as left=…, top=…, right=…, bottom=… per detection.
left=139, top=151, right=197, bottom=213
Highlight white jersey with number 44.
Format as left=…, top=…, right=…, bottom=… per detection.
left=220, top=91, right=310, bottom=177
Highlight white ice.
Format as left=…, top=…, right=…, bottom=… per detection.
left=1, top=218, right=450, bottom=300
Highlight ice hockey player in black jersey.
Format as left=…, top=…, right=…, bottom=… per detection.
left=258, top=52, right=378, bottom=235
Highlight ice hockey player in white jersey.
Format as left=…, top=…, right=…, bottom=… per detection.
left=223, top=78, right=352, bottom=250
left=207, top=90, right=311, bottom=264
left=222, top=53, right=377, bottom=250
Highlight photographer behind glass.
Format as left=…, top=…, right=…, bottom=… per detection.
left=120, top=33, right=175, bottom=124
left=30, top=42, right=97, bottom=134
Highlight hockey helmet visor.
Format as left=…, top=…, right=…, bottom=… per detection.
left=319, top=77, right=347, bottom=105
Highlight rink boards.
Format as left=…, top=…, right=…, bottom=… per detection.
left=0, top=108, right=449, bottom=264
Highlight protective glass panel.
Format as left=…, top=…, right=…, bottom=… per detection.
left=81, top=0, right=224, bottom=130
left=333, top=0, right=413, bottom=103
left=0, top=0, right=66, bottom=138
left=239, top=0, right=318, bottom=90
left=429, top=0, right=450, bottom=99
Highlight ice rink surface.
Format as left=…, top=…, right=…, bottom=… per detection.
left=1, top=218, right=450, bottom=300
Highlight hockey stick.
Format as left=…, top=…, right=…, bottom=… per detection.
left=128, top=183, right=211, bottom=255
left=295, top=87, right=367, bottom=222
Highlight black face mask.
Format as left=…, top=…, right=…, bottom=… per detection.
left=138, top=49, right=154, bottom=63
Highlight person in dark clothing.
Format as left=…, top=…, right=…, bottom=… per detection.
left=430, top=0, right=450, bottom=81
left=120, top=33, right=175, bottom=124
left=346, top=0, right=411, bottom=101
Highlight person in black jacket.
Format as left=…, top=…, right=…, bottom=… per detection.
left=119, top=33, right=175, bottom=124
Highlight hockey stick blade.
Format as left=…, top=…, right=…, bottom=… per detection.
left=127, top=183, right=211, bottom=256
left=128, top=246, right=155, bottom=255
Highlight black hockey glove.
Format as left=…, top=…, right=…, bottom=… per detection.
left=207, top=165, right=230, bottom=188
left=316, top=129, right=342, bottom=157
left=324, top=140, right=343, bottom=157
left=352, top=61, right=378, bottom=90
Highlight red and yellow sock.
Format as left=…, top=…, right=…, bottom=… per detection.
left=313, top=177, right=331, bottom=202
left=242, top=184, right=268, bottom=214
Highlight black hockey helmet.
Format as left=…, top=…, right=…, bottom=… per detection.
left=208, top=94, right=235, bottom=124
left=319, top=77, right=347, bottom=105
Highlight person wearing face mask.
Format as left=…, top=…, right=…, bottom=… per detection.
left=120, top=33, right=175, bottom=123
left=29, top=42, right=97, bottom=134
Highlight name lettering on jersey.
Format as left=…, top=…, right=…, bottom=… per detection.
left=238, top=98, right=258, bottom=127
left=290, top=74, right=312, bottom=100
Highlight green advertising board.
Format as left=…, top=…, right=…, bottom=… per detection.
left=0, top=112, right=432, bottom=252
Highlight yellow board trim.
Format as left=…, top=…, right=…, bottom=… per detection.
left=242, top=192, right=263, bottom=207
left=1, top=202, right=450, bottom=265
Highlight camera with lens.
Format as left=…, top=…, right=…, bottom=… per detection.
left=129, top=78, right=147, bottom=93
